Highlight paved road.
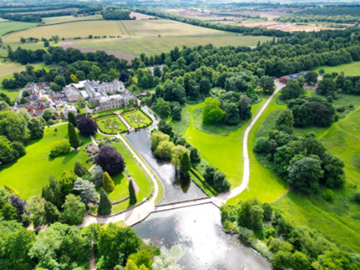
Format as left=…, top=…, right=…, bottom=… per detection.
left=77, top=81, right=285, bottom=226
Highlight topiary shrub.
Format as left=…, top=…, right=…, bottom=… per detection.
left=102, top=172, right=115, bottom=192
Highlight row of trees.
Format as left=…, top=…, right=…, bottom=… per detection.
left=221, top=198, right=360, bottom=270
left=254, top=109, right=345, bottom=194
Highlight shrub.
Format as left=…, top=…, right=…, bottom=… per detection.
left=49, top=140, right=71, bottom=158
left=129, top=180, right=137, bottom=205
left=254, top=137, right=268, bottom=153
left=4, top=185, right=19, bottom=196
left=349, top=104, right=354, bottom=109
left=334, top=113, right=339, bottom=121
left=103, top=172, right=115, bottom=192
left=326, top=96, right=333, bottom=103
left=355, top=193, right=360, bottom=203
left=336, top=106, right=346, bottom=112
left=323, top=189, right=334, bottom=202
left=74, top=161, right=89, bottom=177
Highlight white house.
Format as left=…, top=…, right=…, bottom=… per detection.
left=62, top=104, right=78, bottom=120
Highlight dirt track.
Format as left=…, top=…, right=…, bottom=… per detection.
left=60, top=39, right=136, bottom=62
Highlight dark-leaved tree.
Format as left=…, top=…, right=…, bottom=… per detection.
left=75, top=114, right=97, bottom=137
left=95, top=145, right=126, bottom=176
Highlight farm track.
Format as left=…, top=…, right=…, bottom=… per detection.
left=60, top=39, right=136, bottom=62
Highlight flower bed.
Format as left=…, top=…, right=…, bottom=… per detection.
left=96, top=115, right=128, bottom=134
left=122, top=110, right=153, bottom=129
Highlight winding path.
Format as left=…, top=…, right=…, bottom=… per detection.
left=78, top=81, right=285, bottom=226
left=214, top=80, right=285, bottom=206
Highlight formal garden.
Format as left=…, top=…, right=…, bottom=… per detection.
left=96, top=115, right=128, bottom=134
left=122, top=109, right=152, bottom=129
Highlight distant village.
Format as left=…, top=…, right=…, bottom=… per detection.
left=14, top=79, right=136, bottom=120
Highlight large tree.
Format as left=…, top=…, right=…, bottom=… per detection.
left=287, top=157, right=324, bottom=194
left=75, top=114, right=98, bottom=137
left=321, top=152, right=345, bottom=188
left=95, top=145, right=126, bottom=176
left=92, top=165, right=104, bottom=187
left=73, top=179, right=99, bottom=204
left=316, top=78, right=336, bottom=95
left=61, top=194, right=86, bottom=225
left=202, top=97, right=225, bottom=124
left=0, top=111, right=28, bottom=142
left=28, top=117, right=45, bottom=139
left=259, top=76, right=275, bottom=95
left=276, top=109, right=294, bottom=128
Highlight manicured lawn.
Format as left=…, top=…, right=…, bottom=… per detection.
left=122, top=110, right=152, bottom=129
left=0, top=21, right=38, bottom=36
left=0, top=124, right=91, bottom=199
left=104, top=173, right=129, bottom=202
left=96, top=115, right=128, bottom=134
left=313, top=61, right=360, bottom=76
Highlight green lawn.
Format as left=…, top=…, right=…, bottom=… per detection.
left=75, top=34, right=272, bottom=56
left=0, top=21, right=38, bottom=36
left=106, top=141, right=152, bottom=213
left=0, top=124, right=91, bottom=199
left=122, top=110, right=152, bottom=129
left=314, top=61, right=360, bottom=76
left=245, top=88, right=360, bottom=253
left=96, top=115, right=128, bottom=134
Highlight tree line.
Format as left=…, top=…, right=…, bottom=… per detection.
left=102, top=9, right=132, bottom=20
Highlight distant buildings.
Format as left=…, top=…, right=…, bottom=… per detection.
left=279, top=72, right=308, bottom=84
left=14, top=102, right=59, bottom=118
left=62, top=104, right=78, bottom=120
left=83, top=79, right=134, bottom=111
left=63, top=85, right=80, bottom=103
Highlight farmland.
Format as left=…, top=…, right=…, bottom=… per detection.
left=42, top=14, right=103, bottom=24
left=76, top=34, right=272, bottom=57
left=0, top=21, right=38, bottom=36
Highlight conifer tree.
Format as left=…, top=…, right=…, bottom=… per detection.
left=180, top=152, right=191, bottom=173
left=74, top=161, right=89, bottom=177
left=103, top=171, right=115, bottom=192
left=98, top=187, right=112, bottom=215
left=129, top=180, right=137, bottom=205
left=68, top=123, right=80, bottom=150
left=68, top=111, right=76, bottom=126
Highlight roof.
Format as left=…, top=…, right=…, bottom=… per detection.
left=284, top=71, right=308, bottom=80
left=80, top=90, right=89, bottom=99
left=71, top=80, right=90, bottom=89
left=64, top=86, right=79, bottom=97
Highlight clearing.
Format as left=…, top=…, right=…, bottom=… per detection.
left=314, top=62, right=360, bottom=76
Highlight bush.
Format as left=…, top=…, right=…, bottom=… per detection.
left=326, top=96, right=333, bottom=103
left=323, top=189, right=334, bottom=202
left=349, top=104, right=354, bottom=109
left=49, top=140, right=71, bottom=158
left=336, top=106, right=346, bottom=112
left=4, top=185, right=19, bottom=196
left=254, top=137, right=268, bottom=153
left=334, top=113, right=339, bottom=121
left=355, top=193, right=360, bottom=203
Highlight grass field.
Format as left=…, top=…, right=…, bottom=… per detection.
left=314, top=61, right=360, bottom=76
left=76, top=34, right=272, bottom=56
left=0, top=124, right=91, bottom=199
left=0, top=21, right=38, bottom=36
left=122, top=110, right=152, bottom=129
left=240, top=86, right=360, bottom=252
left=96, top=115, right=128, bottom=134
left=42, top=15, right=103, bottom=24
left=2, top=21, right=129, bottom=42
left=0, top=41, right=58, bottom=57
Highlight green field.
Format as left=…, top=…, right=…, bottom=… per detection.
left=314, top=61, right=360, bottom=76
left=0, top=124, right=91, bottom=199
left=122, top=110, right=152, bottom=129
left=42, top=15, right=103, bottom=24
left=0, top=21, right=38, bottom=36
left=239, top=87, right=360, bottom=253
left=76, top=34, right=272, bottom=56
left=0, top=41, right=58, bottom=57
left=105, top=141, right=152, bottom=206
left=96, top=115, right=128, bottom=134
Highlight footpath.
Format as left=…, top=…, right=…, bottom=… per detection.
left=78, top=81, right=286, bottom=227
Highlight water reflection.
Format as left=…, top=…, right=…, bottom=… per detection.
left=133, top=204, right=273, bottom=270
left=125, top=107, right=206, bottom=205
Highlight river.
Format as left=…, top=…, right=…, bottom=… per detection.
left=125, top=106, right=273, bottom=270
